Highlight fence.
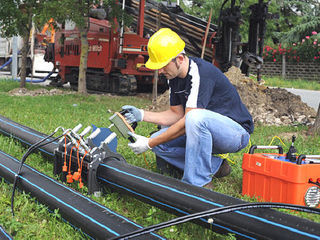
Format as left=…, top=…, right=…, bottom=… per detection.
left=260, top=60, right=320, bottom=81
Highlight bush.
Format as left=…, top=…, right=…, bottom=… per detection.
left=263, top=31, right=320, bottom=63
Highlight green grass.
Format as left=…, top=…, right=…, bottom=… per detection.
left=261, top=76, right=320, bottom=90
left=0, top=78, right=54, bottom=92
left=0, top=79, right=319, bottom=239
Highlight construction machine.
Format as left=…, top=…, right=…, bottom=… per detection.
left=128, top=0, right=271, bottom=79
left=44, top=0, right=271, bottom=94
left=46, top=0, right=155, bottom=94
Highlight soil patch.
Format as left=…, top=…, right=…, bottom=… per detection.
left=146, top=67, right=316, bottom=126
left=8, top=88, right=73, bottom=96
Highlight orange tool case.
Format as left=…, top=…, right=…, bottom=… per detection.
left=242, top=145, right=320, bottom=208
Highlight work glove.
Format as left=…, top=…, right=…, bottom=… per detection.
left=122, top=105, right=144, bottom=123
left=127, top=132, right=151, bottom=154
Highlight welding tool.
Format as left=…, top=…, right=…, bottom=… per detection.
left=98, top=132, right=118, bottom=151
left=89, top=124, right=118, bottom=152
left=86, top=128, right=101, bottom=148
left=243, top=141, right=320, bottom=208
left=109, top=110, right=137, bottom=142
left=58, top=124, right=82, bottom=144
left=73, top=124, right=83, bottom=133
left=79, top=126, right=92, bottom=137
left=72, top=126, right=92, bottom=153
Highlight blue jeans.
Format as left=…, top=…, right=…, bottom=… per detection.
left=151, top=109, right=250, bottom=187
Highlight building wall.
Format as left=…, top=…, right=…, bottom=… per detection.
left=260, top=61, right=320, bottom=81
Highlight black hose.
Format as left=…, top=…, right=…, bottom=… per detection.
left=11, top=131, right=63, bottom=216
left=110, top=202, right=320, bottom=240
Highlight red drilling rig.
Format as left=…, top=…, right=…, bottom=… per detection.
left=45, top=0, right=271, bottom=94
left=46, top=0, right=155, bottom=94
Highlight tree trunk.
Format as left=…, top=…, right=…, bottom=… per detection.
left=308, top=103, right=320, bottom=135
left=19, top=33, right=29, bottom=88
left=78, top=18, right=89, bottom=94
left=19, top=13, right=33, bottom=88
left=152, top=71, right=158, bottom=103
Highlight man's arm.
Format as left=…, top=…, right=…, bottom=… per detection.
left=148, top=107, right=194, bottom=148
left=143, top=105, right=185, bottom=126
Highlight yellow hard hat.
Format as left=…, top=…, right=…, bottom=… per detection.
left=146, top=28, right=185, bottom=70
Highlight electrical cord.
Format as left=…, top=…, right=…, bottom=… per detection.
left=109, top=202, right=320, bottom=240
left=11, top=127, right=64, bottom=216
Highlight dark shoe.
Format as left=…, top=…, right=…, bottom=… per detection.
left=214, top=159, right=231, bottom=178
left=203, top=181, right=214, bottom=190
left=156, top=155, right=183, bottom=179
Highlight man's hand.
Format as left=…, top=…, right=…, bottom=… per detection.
left=122, top=105, right=144, bottom=123
left=128, top=132, right=151, bottom=154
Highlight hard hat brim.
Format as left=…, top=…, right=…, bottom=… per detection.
left=145, top=58, right=171, bottom=70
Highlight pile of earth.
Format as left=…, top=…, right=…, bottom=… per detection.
left=147, top=67, right=316, bottom=126
left=8, top=88, right=73, bottom=96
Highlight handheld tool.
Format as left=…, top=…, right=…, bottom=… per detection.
left=109, top=110, right=137, bottom=142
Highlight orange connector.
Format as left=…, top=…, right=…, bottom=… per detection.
left=66, top=174, right=74, bottom=183
left=73, top=169, right=81, bottom=181
left=62, top=164, right=68, bottom=172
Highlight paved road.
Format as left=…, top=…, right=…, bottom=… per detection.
left=285, top=88, right=320, bottom=111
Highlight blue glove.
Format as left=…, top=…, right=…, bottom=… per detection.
left=127, top=132, right=151, bottom=154
left=122, top=105, right=144, bottom=123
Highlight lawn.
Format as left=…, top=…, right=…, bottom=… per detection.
left=0, top=78, right=319, bottom=239
left=261, top=76, right=320, bottom=90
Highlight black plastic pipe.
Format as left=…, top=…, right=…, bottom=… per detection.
left=0, top=115, right=320, bottom=239
left=0, top=225, right=13, bottom=240
left=0, top=150, right=164, bottom=240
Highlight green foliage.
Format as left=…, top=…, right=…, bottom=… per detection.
left=180, top=0, right=319, bottom=48
left=0, top=0, right=51, bottom=87
left=274, top=0, right=320, bottom=44
left=180, top=0, right=280, bottom=44
left=263, top=31, right=320, bottom=62
left=180, top=0, right=220, bottom=22
left=0, top=0, right=31, bottom=37
left=36, top=0, right=132, bottom=33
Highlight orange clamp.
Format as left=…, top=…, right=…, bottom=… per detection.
left=73, top=169, right=81, bottom=181
left=66, top=174, right=74, bottom=183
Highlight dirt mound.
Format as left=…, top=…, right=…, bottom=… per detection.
left=8, top=88, right=73, bottom=96
left=147, top=91, right=170, bottom=112
left=147, top=67, right=316, bottom=126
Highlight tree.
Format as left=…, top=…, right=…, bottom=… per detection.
left=64, top=0, right=91, bottom=95
left=180, top=0, right=281, bottom=45
left=180, top=0, right=319, bottom=46
left=41, top=0, right=126, bottom=94
left=0, top=1, right=36, bottom=88
left=39, top=0, right=93, bottom=94
left=273, top=0, right=320, bottom=44
left=308, top=103, right=320, bottom=136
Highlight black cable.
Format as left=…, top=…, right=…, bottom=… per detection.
left=11, top=131, right=64, bottom=216
left=109, top=202, right=320, bottom=240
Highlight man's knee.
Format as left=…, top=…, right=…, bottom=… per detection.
left=150, top=127, right=168, bottom=139
left=185, top=109, right=206, bottom=128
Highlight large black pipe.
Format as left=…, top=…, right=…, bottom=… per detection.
left=0, top=225, right=13, bottom=240
left=0, top=150, right=164, bottom=240
left=0, top=115, right=320, bottom=239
